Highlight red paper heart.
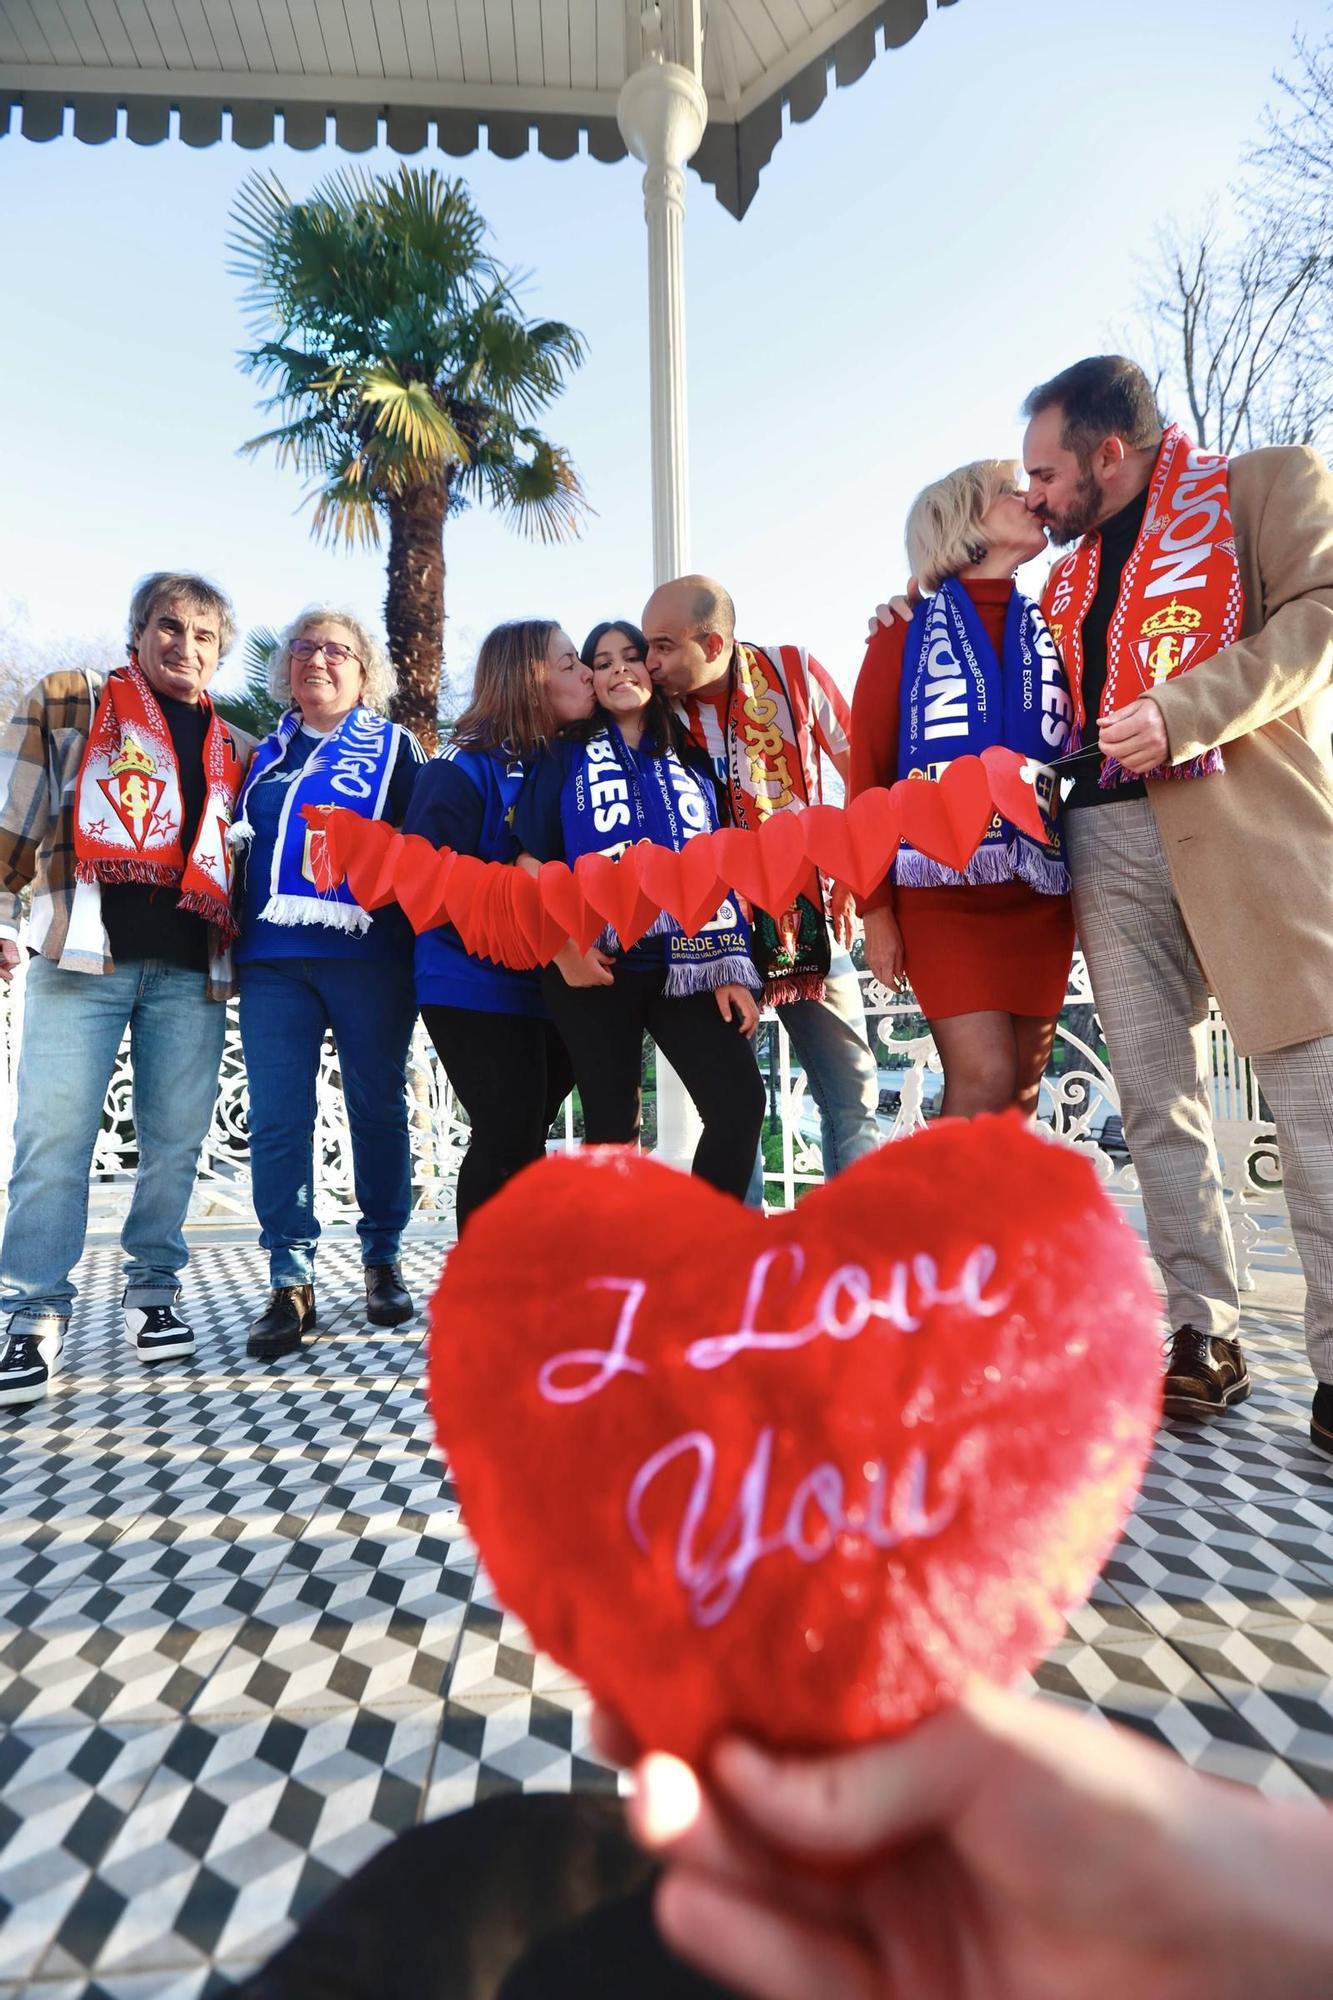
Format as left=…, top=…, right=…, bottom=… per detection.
left=392, top=836, right=457, bottom=934
left=337, top=815, right=403, bottom=911
left=714, top=814, right=814, bottom=920
left=537, top=861, right=603, bottom=957
left=629, top=840, right=729, bottom=938
left=801, top=791, right=902, bottom=903
left=894, top=758, right=995, bottom=873
left=441, top=851, right=490, bottom=954
left=429, top=1117, right=1161, bottom=1762
left=509, top=867, right=570, bottom=966
left=980, top=745, right=1054, bottom=846
left=574, top=851, right=661, bottom=953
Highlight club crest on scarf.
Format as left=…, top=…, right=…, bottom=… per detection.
left=99, top=733, right=167, bottom=850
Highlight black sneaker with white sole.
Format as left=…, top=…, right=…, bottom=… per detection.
left=0, top=1316, right=64, bottom=1408
left=123, top=1296, right=195, bottom=1363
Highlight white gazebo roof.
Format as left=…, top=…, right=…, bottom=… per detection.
left=0, top=0, right=956, bottom=214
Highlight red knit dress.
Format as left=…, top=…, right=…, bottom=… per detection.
left=849, top=578, right=1075, bottom=1021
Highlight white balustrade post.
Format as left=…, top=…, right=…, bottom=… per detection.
left=617, top=53, right=710, bottom=1173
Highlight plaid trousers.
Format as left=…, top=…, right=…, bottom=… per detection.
left=1066, top=797, right=1333, bottom=1385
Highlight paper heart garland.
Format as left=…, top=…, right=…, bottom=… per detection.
left=574, top=851, right=661, bottom=953
left=894, top=757, right=996, bottom=874
left=303, top=753, right=1064, bottom=966
left=632, top=839, right=728, bottom=938
left=509, top=867, right=570, bottom=967
left=537, top=861, right=604, bottom=957
left=441, top=851, right=491, bottom=953
left=801, top=789, right=902, bottom=902
left=714, top=814, right=813, bottom=919
left=429, top=1116, right=1162, bottom=1762
left=391, top=836, right=457, bottom=934
left=979, top=745, right=1053, bottom=846
left=337, top=815, right=403, bottom=912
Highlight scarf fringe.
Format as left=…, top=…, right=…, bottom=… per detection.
left=765, top=972, right=826, bottom=1006
left=257, top=892, right=372, bottom=937
left=178, top=889, right=240, bottom=944
left=895, top=841, right=1016, bottom=891
left=1009, top=840, right=1070, bottom=897
left=1099, top=746, right=1225, bottom=788
left=75, top=858, right=176, bottom=888
left=664, top=954, right=761, bottom=999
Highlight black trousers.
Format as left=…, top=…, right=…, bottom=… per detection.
left=421, top=1006, right=573, bottom=1233
left=541, top=966, right=765, bottom=1202
left=232, top=1793, right=730, bottom=2000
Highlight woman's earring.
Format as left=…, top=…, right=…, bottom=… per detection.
left=967, top=542, right=988, bottom=565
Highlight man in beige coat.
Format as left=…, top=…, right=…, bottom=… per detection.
left=1023, top=355, right=1333, bottom=1456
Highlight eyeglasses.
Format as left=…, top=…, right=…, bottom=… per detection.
left=291, top=639, right=361, bottom=666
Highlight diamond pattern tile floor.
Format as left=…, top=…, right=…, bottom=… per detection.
left=0, top=1232, right=1328, bottom=1990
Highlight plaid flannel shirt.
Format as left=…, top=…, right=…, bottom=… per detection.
left=0, top=668, right=253, bottom=1001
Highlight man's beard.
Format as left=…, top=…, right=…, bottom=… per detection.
left=1043, top=465, right=1103, bottom=547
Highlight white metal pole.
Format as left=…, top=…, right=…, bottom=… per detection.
left=617, top=55, right=709, bottom=1172
left=616, top=58, right=708, bottom=584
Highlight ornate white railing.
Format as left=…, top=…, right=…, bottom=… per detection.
left=0, top=956, right=1285, bottom=1279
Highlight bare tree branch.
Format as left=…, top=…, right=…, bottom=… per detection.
left=1135, top=28, right=1333, bottom=460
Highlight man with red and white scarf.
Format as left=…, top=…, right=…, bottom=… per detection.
left=0, top=571, right=253, bottom=1407
left=1022, top=355, right=1333, bottom=1453
left=642, top=575, right=881, bottom=1204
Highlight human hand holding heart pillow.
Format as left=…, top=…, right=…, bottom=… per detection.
left=428, top=1115, right=1161, bottom=1762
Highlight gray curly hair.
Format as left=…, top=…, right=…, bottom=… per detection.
left=128, top=572, right=237, bottom=657
left=271, top=607, right=398, bottom=716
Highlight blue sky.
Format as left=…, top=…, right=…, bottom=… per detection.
left=0, top=0, right=1317, bottom=704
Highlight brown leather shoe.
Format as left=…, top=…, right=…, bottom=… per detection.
left=1162, top=1326, right=1250, bottom=1419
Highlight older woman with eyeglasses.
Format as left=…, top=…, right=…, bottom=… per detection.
left=231, top=607, right=425, bottom=1363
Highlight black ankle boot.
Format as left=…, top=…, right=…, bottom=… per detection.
left=247, top=1285, right=316, bottom=1361
left=365, top=1263, right=413, bottom=1327
left=1312, top=1382, right=1333, bottom=1459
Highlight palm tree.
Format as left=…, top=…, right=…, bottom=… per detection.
left=212, top=625, right=285, bottom=740
left=230, top=166, right=588, bottom=748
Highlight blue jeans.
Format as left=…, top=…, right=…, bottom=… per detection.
left=748, top=953, right=881, bottom=1204
left=238, top=957, right=417, bottom=1287
left=0, top=957, right=227, bottom=1321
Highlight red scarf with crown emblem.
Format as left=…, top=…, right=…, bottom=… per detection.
left=73, top=658, right=243, bottom=940
left=1040, top=423, right=1243, bottom=785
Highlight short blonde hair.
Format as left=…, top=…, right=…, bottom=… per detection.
left=905, top=460, right=1021, bottom=594
left=271, top=606, right=397, bottom=716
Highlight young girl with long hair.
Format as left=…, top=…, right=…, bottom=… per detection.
left=512, top=619, right=765, bottom=1199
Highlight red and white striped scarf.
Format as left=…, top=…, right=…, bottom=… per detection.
left=685, top=644, right=830, bottom=1003
left=73, top=659, right=243, bottom=939
left=1041, top=424, right=1243, bottom=784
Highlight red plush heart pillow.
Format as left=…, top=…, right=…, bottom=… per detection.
left=428, top=1116, right=1161, bottom=1763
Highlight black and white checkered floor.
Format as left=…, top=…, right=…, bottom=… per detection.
left=0, top=1233, right=1330, bottom=1996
